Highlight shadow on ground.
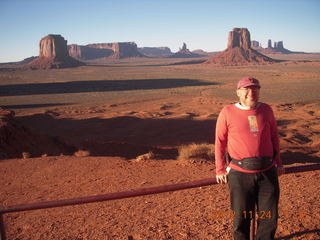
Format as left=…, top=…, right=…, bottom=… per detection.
left=1, top=103, right=70, bottom=109
left=275, top=229, right=320, bottom=240
left=5, top=112, right=319, bottom=163
left=0, top=78, right=218, bottom=97
left=16, top=113, right=216, bottom=159
left=281, top=151, right=320, bottom=165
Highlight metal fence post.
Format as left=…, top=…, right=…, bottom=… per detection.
left=0, top=213, right=6, bottom=240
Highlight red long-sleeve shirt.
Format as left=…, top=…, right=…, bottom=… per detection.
left=215, top=103, right=281, bottom=175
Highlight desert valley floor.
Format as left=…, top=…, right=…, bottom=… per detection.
left=0, top=55, right=320, bottom=239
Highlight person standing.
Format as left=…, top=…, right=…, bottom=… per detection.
left=215, top=77, right=284, bottom=240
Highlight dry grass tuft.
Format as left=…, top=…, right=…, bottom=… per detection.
left=74, top=150, right=91, bottom=157
left=135, top=151, right=155, bottom=162
left=22, top=152, right=31, bottom=159
left=178, top=143, right=214, bottom=163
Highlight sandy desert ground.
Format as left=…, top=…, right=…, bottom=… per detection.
left=0, top=56, right=320, bottom=239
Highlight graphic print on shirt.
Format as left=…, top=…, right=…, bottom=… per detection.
left=248, top=116, right=259, bottom=132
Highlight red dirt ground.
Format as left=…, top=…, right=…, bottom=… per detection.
left=1, top=92, right=319, bottom=239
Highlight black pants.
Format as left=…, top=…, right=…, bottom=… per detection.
left=228, top=166, right=280, bottom=240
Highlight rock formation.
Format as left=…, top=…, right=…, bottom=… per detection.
left=274, top=41, right=283, bottom=49
left=205, top=28, right=276, bottom=65
left=270, top=40, right=291, bottom=53
left=40, top=34, right=69, bottom=58
left=138, top=47, right=172, bottom=57
left=227, top=28, right=251, bottom=49
left=68, top=42, right=144, bottom=60
left=28, top=34, right=84, bottom=69
left=169, top=43, right=204, bottom=58
left=68, top=44, right=114, bottom=60
left=251, top=40, right=261, bottom=48
left=0, top=108, right=74, bottom=159
left=110, top=42, right=144, bottom=59
left=181, top=43, right=187, bottom=51
left=252, top=39, right=295, bottom=54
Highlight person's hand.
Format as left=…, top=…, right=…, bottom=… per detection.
left=277, top=166, right=285, bottom=176
left=216, top=174, right=228, bottom=184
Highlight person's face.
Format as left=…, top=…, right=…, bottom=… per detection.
left=237, top=85, right=260, bottom=108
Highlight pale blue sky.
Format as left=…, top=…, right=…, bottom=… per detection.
left=0, top=0, right=319, bottom=62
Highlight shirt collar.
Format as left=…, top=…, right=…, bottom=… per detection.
left=235, top=102, right=261, bottom=110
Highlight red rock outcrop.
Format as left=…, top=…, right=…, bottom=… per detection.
left=39, top=34, right=69, bottom=58
left=206, top=28, right=276, bottom=65
left=169, top=43, right=204, bottom=58
left=28, top=34, right=84, bottom=69
left=68, top=42, right=144, bottom=60
left=109, top=42, right=144, bottom=59
left=0, top=108, right=74, bottom=159
left=67, top=44, right=83, bottom=59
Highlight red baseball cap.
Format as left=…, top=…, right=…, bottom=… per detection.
left=237, top=77, right=261, bottom=89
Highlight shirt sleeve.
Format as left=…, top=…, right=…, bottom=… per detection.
left=269, top=106, right=282, bottom=167
left=215, top=107, right=228, bottom=175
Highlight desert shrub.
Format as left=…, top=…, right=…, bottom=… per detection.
left=135, top=151, right=155, bottom=161
left=178, top=143, right=214, bottom=163
left=74, top=150, right=90, bottom=157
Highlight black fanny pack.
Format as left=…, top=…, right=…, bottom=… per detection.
left=231, top=156, right=274, bottom=171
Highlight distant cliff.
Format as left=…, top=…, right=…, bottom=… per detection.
left=68, top=42, right=144, bottom=60
left=192, top=49, right=218, bottom=57
left=138, top=47, right=172, bottom=57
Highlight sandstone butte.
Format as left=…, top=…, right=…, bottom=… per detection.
left=252, top=39, right=301, bottom=54
left=27, top=34, right=84, bottom=69
left=205, top=28, right=277, bottom=65
left=68, top=42, right=144, bottom=60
